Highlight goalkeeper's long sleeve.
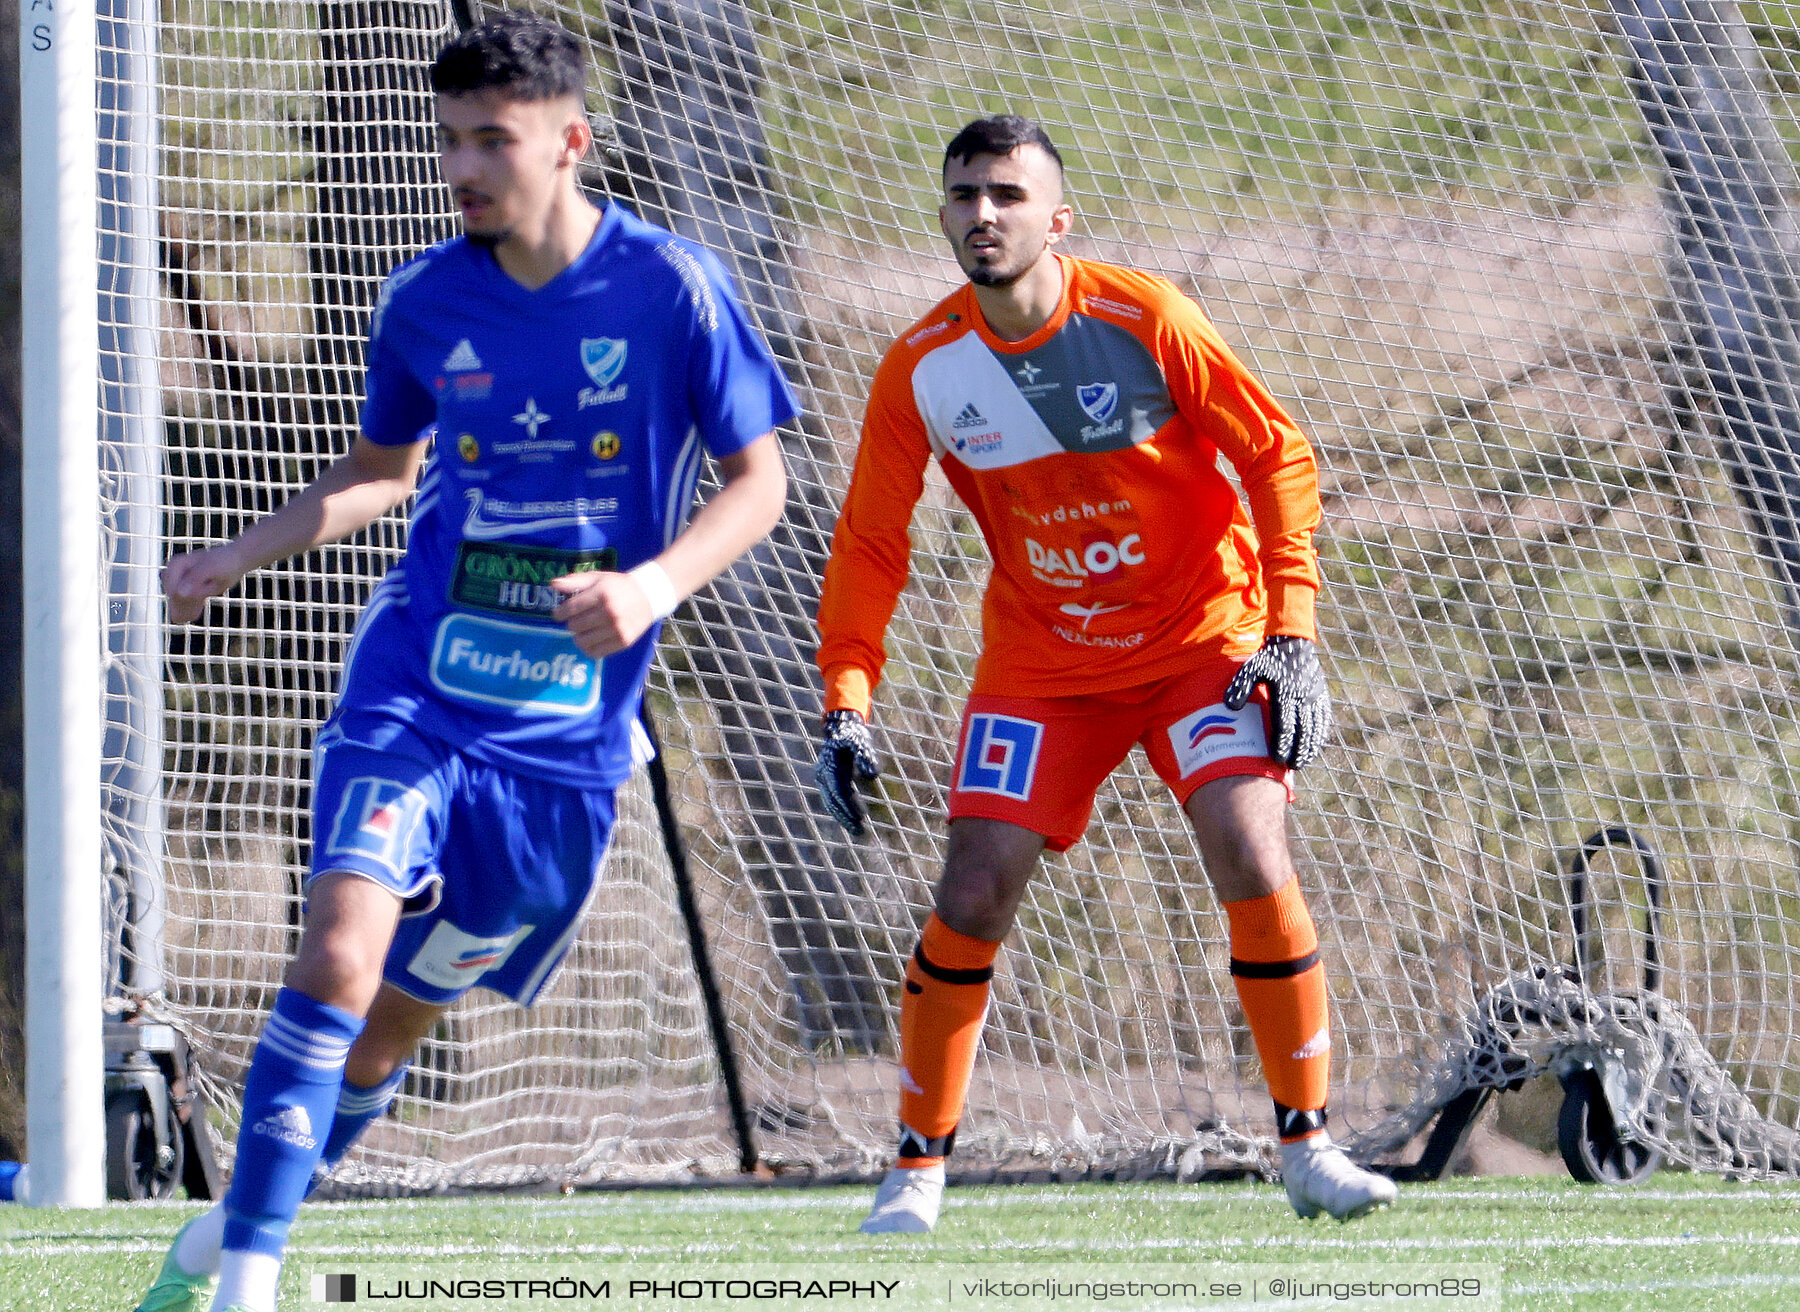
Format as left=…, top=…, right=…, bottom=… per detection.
left=816, top=350, right=933, bottom=718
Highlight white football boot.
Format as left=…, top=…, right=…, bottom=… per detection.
left=858, top=1162, right=945, bottom=1234
left=1280, top=1133, right=1398, bottom=1221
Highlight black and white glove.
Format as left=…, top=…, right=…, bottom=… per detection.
left=1223, top=635, right=1333, bottom=770
left=815, top=709, right=884, bottom=836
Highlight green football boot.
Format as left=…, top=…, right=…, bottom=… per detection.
left=130, top=1216, right=214, bottom=1312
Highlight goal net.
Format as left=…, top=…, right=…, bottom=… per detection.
left=96, top=0, right=1800, bottom=1190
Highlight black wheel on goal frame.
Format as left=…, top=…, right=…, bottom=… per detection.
left=105, top=1085, right=185, bottom=1201
left=1557, top=1067, right=1664, bottom=1185
left=1556, top=826, right=1668, bottom=1186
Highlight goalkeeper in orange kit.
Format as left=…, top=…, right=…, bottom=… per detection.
left=813, top=114, right=1397, bottom=1232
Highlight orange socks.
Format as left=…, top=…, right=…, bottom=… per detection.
left=890, top=889, right=1325, bottom=1160
left=894, top=913, right=999, bottom=1167
left=1224, top=879, right=1332, bottom=1141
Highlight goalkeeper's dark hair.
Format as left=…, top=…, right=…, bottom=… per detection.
left=431, top=10, right=586, bottom=102
left=943, top=115, right=1064, bottom=176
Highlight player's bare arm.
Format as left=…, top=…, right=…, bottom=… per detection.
left=551, top=431, right=787, bottom=658
left=163, top=435, right=426, bottom=624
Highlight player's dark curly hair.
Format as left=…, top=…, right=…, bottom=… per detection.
left=431, top=10, right=586, bottom=101
left=943, top=115, right=1064, bottom=175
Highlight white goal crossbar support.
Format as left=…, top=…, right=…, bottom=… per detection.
left=20, top=0, right=106, bottom=1207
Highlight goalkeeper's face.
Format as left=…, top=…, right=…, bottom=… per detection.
left=939, top=146, right=1072, bottom=289
left=436, top=91, right=590, bottom=245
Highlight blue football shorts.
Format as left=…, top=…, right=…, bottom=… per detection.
left=309, top=721, right=617, bottom=1007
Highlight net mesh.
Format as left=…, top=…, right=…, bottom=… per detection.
left=94, top=0, right=1800, bottom=1189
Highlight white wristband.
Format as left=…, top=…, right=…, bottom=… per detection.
left=627, top=560, right=681, bottom=622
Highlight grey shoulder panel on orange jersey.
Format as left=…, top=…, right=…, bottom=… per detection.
left=911, top=311, right=1176, bottom=469
left=1006, top=311, right=1176, bottom=453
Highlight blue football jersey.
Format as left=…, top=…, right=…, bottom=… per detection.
left=330, top=202, right=799, bottom=789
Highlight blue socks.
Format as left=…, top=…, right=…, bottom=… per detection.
left=221, top=988, right=363, bottom=1257
left=147, top=1064, right=411, bottom=1291
left=317, top=1064, right=409, bottom=1179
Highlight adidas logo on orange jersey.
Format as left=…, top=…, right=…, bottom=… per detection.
left=951, top=402, right=987, bottom=430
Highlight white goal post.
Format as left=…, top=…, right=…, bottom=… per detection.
left=26, top=0, right=1800, bottom=1201
left=21, top=0, right=105, bottom=1209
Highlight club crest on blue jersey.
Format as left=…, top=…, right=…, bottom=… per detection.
left=581, top=337, right=628, bottom=387
left=324, top=777, right=426, bottom=873
left=1167, top=701, right=1267, bottom=778
left=579, top=338, right=630, bottom=408
left=958, top=713, right=1044, bottom=799
left=1078, top=382, right=1119, bottom=423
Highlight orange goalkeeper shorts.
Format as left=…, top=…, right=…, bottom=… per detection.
left=946, top=655, right=1292, bottom=852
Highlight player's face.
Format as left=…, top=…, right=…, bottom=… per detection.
left=436, top=91, right=587, bottom=244
left=939, top=146, right=1072, bottom=288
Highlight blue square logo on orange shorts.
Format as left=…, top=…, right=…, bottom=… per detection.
left=958, top=714, right=1044, bottom=799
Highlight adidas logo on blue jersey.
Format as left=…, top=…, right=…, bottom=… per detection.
left=951, top=402, right=988, bottom=430
left=442, top=339, right=484, bottom=372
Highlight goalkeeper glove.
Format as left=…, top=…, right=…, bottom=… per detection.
left=1223, top=635, right=1333, bottom=770
left=816, top=709, right=883, bottom=836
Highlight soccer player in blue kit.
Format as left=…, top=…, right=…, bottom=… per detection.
left=131, top=13, right=796, bottom=1312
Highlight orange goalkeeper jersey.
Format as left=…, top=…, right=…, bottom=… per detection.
left=817, top=254, right=1321, bottom=716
